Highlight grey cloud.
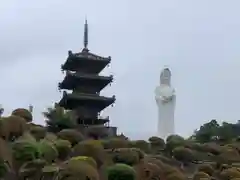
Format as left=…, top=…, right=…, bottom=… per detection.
left=1, top=0, right=240, bottom=139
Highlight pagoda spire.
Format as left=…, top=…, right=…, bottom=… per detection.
left=83, top=17, right=88, bottom=50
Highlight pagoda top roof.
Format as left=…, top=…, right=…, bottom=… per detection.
left=61, top=50, right=111, bottom=73
left=70, top=48, right=111, bottom=61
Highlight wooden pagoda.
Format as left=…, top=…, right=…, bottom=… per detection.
left=58, top=19, right=116, bottom=138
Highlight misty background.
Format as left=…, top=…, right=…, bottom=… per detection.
left=0, top=0, right=240, bottom=139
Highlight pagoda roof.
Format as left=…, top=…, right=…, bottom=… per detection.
left=61, top=49, right=111, bottom=73
left=59, top=71, right=113, bottom=92
left=58, top=91, right=116, bottom=111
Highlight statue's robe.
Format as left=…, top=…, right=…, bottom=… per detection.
left=155, top=68, right=176, bottom=140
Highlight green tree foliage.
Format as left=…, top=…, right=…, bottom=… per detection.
left=193, top=119, right=240, bottom=143
left=43, top=104, right=76, bottom=133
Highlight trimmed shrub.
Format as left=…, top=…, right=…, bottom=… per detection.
left=172, top=146, right=194, bottom=163
left=54, top=139, right=72, bottom=160
left=19, top=159, right=47, bottom=179
left=0, top=116, right=27, bottom=141
left=29, top=125, right=47, bottom=141
left=12, top=139, right=41, bottom=167
left=220, top=167, right=240, bottom=180
left=197, top=164, right=214, bottom=176
left=101, top=138, right=130, bottom=149
left=193, top=172, right=210, bottom=180
left=69, top=156, right=97, bottom=168
left=0, top=137, right=13, bottom=168
left=60, top=160, right=99, bottom=180
left=112, top=148, right=140, bottom=166
left=130, top=140, right=150, bottom=153
left=11, top=108, right=32, bottom=122
left=0, top=159, right=10, bottom=178
left=107, top=163, right=136, bottom=180
left=166, top=171, right=185, bottom=180
left=148, top=136, right=165, bottom=149
left=57, top=129, right=84, bottom=146
left=72, top=140, right=105, bottom=167
left=38, top=140, right=58, bottom=163
left=166, top=135, right=185, bottom=153
left=44, top=133, right=58, bottom=143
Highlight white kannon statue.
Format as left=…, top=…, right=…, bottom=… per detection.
left=155, top=67, right=176, bottom=140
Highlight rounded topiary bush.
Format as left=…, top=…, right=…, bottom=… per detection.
left=72, top=140, right=105, bottom=167
left=12, top=139, right=41, bottom=167
left=57, top=129, right=84, bottom=146
left=60, top=160, right=99, bottom=180
left=148, top=136, right=165, bottom=149
left=69, top=156, right=97, bottom=169
left=193, top=172, right=210, bottom=180
left=130, top=140, right=150, bottom=153
left=0, top=115, right=27, bottom=141
left=112, top=148, right=140, bottom=166
left=19, top=159, right=47, bottom=179
left=102, top=138, right=130, bottom=149
left=172, top=146, right=194, bottom=163
left=54, top=139, right=72, bottom=160
left=166, top=135, right=185, bottom=153
left=44, top=133, right=58, bottom=143
left=38, top=140, right=58, bottom=163
left=11, top=108, right=32, bottom=123
left=165, top=172, right=185, bottom=180
left=107, top=163, right=136, bottom=180
left=220, top=167, right=240, bottom=180
left=0, top=159, right=10, bottom=179
left=29, top=125, right=47, bottom=141
left=197, top=164, right=214, bottom=176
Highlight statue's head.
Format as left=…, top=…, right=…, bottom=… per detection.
left=160, top=67, right=171, bottom=85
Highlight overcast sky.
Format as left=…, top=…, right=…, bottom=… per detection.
left=1, top=0, right=240, bottom=139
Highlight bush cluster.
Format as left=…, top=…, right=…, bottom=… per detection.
left=1, top=107, right=240, bottom=180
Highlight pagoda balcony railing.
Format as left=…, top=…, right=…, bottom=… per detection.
left=67, top=91, right=116, bottom=100
left=98, top=115, right=109, bottom=120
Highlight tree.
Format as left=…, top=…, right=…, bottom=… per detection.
left=193, top=119, right=220, bottom=143
left=43, top=104, right=76, bottom=133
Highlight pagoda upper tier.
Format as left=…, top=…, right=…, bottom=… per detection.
left=59, top=71, right=113, bottom=93
left=61, top=49, right=111, bottom=74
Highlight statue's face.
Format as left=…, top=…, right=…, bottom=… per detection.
left=160, top=68, right=171, bottom=85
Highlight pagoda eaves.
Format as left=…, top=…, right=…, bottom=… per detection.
left=58, top=91, right=116, bottom=110
left=61, top=50, right=111, bottom=74
left=58, top=71, right=113, bottom=92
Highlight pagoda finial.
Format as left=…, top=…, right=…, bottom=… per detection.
left=83, top=17, right=88, bottom=50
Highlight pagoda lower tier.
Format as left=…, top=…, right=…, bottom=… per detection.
left=76, top=117, right=109, bottom=126
left=58, top=71, right=113, bottom=93
left=58, top=91, right=116, bottom=111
